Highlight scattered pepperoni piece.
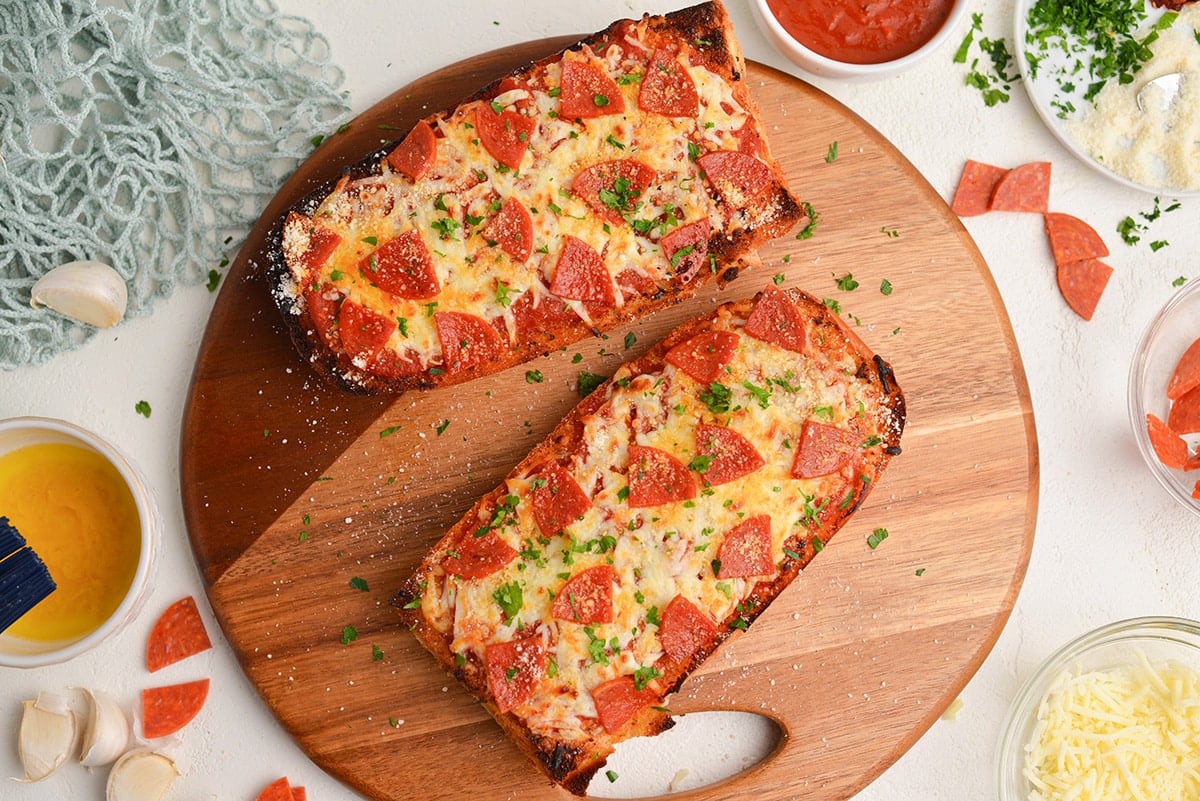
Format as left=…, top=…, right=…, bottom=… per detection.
left=291, top=787, right=307, bottom=801
left=146, top=596, right=212, bottom=673
left=485, top=636, right=547, bottom=714
left=638, top=46, right=699, bottom=118
left=696, top=151, right=772, bottom=207
left=660, top=220, right=711, bottom=285
left=475, top=102, right=536, bottom=171
left=1168, top=385, right=1200, bottom=435
left=1147, top=413, right=1189, bottom=470
left=627, top=445, right=697, bottom=507
left=1167, top=337, right=1200, bottom=401
left=990, top=161, right=1051, bottom=213
left=443, top=529, right=518, bottom=579
left=743, top=285, right=806, bottom=353
left=664, top=330, right=739, bottom=383
left=285, top=212, right=342, bottom=282
left=142, top=678, right=210, bottom=739
left=253, top=777, right=294, bottom=801
left=530, top=463, right=592, bottom=536
left=949, top=160, right=1008, bottom=217
left=1057, top=258, right=1112, bottom=321
left=1044, top=212, right=1109, bottom=266
left=482, top=197, right=533, bottom=263
left=339, top=299, right=393, bottom=362
left=658, top=595, right=718, bottom=665
left=572, top=159, right=657, bottom=223
left=591, top=675, right=658, bottom=734
left=717, top=515, right=775, bottom=578
left=694, top=423, right=765, bottom=485
left=385, top=119, right=437, bottom=181
left=558, top=58, right=626, bottom=119
left=792, top=420, right=858, bottom=479
left=435, top=311, right=505, bottom=374
left=550, top=236, right=615, bottom=306
left=552, top=565, right=617, bottom=624
left=361, top=229, right=440, bottom=300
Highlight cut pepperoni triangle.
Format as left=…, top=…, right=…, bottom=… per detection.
left=717, top=515, right=775, bottom=579
left=443, top=529, right=518, bottom=579
left=616, top=267, right=659, bottom=297
left=1167, top=337, right=1200, bottom=401
left=734, top=122, right=764, bottom=157
left=660, top=220, right=711, bottom=285
left=482, top=197, right=533, bottom=263
left=950, top=160, right=1008, bottom=217
left=1169, top=385, right=1200, bottom=435
left=435, top=311, right=506, bottom=374
left=549, top=235, right=615, bottom=306
left=303, top=284, right=341, bottom=351
left=558, top=57, right=626, bottom=119
left=530, top=462, right=592, bottom=536
left=291, top=788, right=307, bottom=801
left=658, top=595, right=718, bottom=665
left=694, top=423, right=766, bottom=485
left=627, top=445, right=697, bottom=507
left=792, top=420, right=858, bottom=479
left=284, top=212, right=342, bottom=282
left=638, top=46, right=699, bottom=118
left=743, top=285, right=806, bottom=353
left=255, top=778, right=294, bottom=801
left=475, top=102, right=537, bottom=171
left=552, top=565, right=617, bottom=624
left=485, top=636, right=548, bottom=714
left=1147, top=413, right=1190, bottom=470
left=664, top=330, right=739, bottom=384
left=141, top=678, right=210, bottom=739
left=339, top=299, right=393, bottom=362
left=1057, top=258, right=1112, bottom=321
left=1044, top=212, right=1109, bottom=266
left=361, top=229, right=440, bottom=300
left=990, top=161, right=1051, bottom=213
left=571, top=159, right=657, bottom=223
left=591, top=675, right=659, bottom=734
left=385, top=119, right=437, bottom=181
left=696, top=150, right=772, bottom=207
left=365, top=345, right=424, bottom=381
left=146, top=595, right=212, bottom=673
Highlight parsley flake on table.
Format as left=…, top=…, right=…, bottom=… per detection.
left=525, top=369, right=544, bottom=384
left=867, top=528, right=889, bottom=549
left=825, top=141, right=839, bottom=163
left=577, top=370, right=606, bottom=397
left=880, top=278, right=894, bottom=295
left=796, top=201, right=820, bottom=240
left=134, top=400, right=152, bottom=418
left=955, top=13, right=1018, bottom=107
left=340, top=625, right=358, bottom=645
left=206, top=268, right=221, bottom=292
left=435, top=419, right=451, bottom=436
left=835, top=272, right=859, bottom=291
left=379, top=425, right=401, bottom=438
left=349, top=576, right=369, bottom=592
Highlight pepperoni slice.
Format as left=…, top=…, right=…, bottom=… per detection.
left=572, top=159, right=657, bottom=223
left=365, top=345, right=424, bottom=381
left=717, top=515, right=775, bottom=578
left=559, top=58, right=626, bottom=119
left=665, top=330, right=739, bottom=384
left=284, top=212, right=342, bottom=282
left=1169, top=385, right=1200, bottom=435
left=1044, top=212, right=1109, bottom=266
left=530, top=463, right=592, bottom=536
left=141, top=678, right=210, bottom=739
left=291, top=786, right=307, bottom=801
left=443, top=528, right=518, bottom=579
left=1169, top=337, right=1200, bottom=401
left=475, top=102, right=536, bottom=171
left=1057, top=258, right=1112, bottom=321
left=591, top=675, right=658, bottom=734
left=339, top=299, right=393, bottom=362
left=628, top=445, right=696, bottom=507
left=792, top=420, right=857, bottom=479
left=361, top=229, right=440, bottom=300
left=255, top=778, right=294, bottom=801
left=743, top=286, right=807, bottom=353
left=482, top=197, right=533, bottom=263
left=303, top=284, right=341, bottom=351
left=694, top=423, right=765, bottom=485
left=638, top=46, right=699, bottom=118
left=616, top=267, right=660, bottom=297
left=552, top=565, right=617, bottom=624
left=660, top=220, right=711, bottom=285
left=435, top=311, right=505, bottom=374
left=385, top=120, right=437, bottom=181
left=950, top=160, right=1007, bottom=217
left=990, top=161, right=1051, bottom=213
left=550, top=235, right=615, bottom=306
left=696, top=151, right=772, bottom=207
left=734, top=122, right=764, bottom=157
left=485, top=636, right=547, bottom=714
left=510, top=290, right=579, bottom=340
left=658, top=595, right=718, bottom=665
left=146, top=596, right=212, bottom=673
left=1147, top=413, right=1189, bottom=470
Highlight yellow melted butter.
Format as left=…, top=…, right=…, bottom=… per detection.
left=0, top=442, right=140, bottom=642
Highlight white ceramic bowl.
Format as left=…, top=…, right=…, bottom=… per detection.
left=749, top=0, right=970, bottom=81
left=0, top=417, right=159, bottom=667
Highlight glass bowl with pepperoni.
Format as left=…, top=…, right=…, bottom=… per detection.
left=1129, top=276, right=1200, bottom=518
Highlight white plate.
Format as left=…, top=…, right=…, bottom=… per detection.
left=1013, top=0, right=1200, bottom=197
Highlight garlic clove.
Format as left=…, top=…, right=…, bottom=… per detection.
left=79, top=688, right=132, bottom=767
left=18, top=691, right=78, bottom=782
left=106, top=750, right=179, bottom=801
left=30, top=259, right=129, bottom=328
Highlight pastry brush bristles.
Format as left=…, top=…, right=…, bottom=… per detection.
left=0, top=516, right=57, bottom=635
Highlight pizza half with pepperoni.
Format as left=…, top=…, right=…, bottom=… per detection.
left=270, top=1, right=803, bottom=393
left=394, top=286, right=905, bottom=793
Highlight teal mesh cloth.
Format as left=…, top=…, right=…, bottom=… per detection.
left=0, top=0, right=350, bottom=368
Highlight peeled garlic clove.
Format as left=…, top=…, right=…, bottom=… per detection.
left=30, top=259, right=128, bottom=328
left=18, top=691, right=78, bottom=782
left=106, top=750, right=179, bottom=801
left=79, top=688, right=131, bottom=767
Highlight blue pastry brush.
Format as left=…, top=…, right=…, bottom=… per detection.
left=0, top=516, right=56, bottom=635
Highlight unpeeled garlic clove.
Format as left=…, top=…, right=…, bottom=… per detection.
left=79, top=688, right=132, bottom=767
left=18, top=691, right=78, bottom=782
left=106, top=750, right=179, bottom=801
left=30, top=259, right=128, bottom=328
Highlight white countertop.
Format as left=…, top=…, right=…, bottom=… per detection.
left=3, top=1, right=1199, bottom=799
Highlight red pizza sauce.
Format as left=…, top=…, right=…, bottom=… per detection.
left=766, top=0, right=956, bottom=65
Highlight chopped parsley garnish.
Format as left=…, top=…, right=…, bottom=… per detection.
left=495, top=280, right=513, bottom=307
left=206, top=269, right=221, bottom=292
left=699, top=381, right=732, bottom=414
left=340, top=625, right=358, bottom=645
left=577, top=370, right=607, bottom=396
left=525, top=369, right=544, bottom=384
left=349, top=576, right=369, bottom=592
left=955, top=12, right=1018, bottom=108
left=134, top=400, right=152, bottom=418
left=773, top=272, right=786, bottom=285
left=624, top=331, right=637, bottom=350
left=379, top=425, right=401, bottom=438
left=880, top=278, right=894, bottom=295
left=796, top=201, right=820, bottom=240
left=742, top=379, right=771, bottom=409
left=633, top=665, right=662, bottom=690
left=436, top=419, right=451, bottom=436
left=372, top=644, right=384, bottom=661
left=867, top=528, right=889, bottom=549
left=688, top=454, right=714, bottom=474
left=835, top=272, right=859, bottom=291
left=492, top=581, right=523, bottom=626
left=825, top=141, right=839, bottom=163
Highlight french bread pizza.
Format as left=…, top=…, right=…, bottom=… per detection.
left=269, top=0, right=804, bottom=393
left=393, top=285, right=905, bottom=793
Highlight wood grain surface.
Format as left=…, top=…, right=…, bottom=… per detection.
left=180, top=38, right=1038, bottom=801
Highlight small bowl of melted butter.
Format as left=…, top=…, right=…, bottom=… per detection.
left=0, top=417, right=159, bottom=667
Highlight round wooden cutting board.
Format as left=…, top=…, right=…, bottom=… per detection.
left=181, top=38, right=1037, bottom=801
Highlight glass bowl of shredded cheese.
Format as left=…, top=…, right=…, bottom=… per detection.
left=997, top=616, right=1200, bottom=801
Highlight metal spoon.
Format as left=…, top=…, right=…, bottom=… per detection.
left=1136, top=71, right=1189, bottom=113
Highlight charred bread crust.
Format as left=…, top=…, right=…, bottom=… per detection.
left=393, top=285, right=905, bottom=793
left=267, top=0, right=803, bottom=394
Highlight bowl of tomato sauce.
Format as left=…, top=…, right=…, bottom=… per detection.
left=750, top=0, right=970, bottom=80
